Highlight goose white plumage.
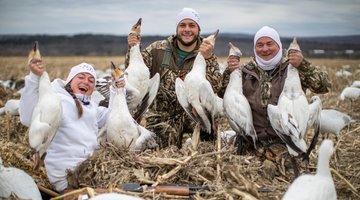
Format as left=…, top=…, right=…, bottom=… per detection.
left=0, top=99, right=20, bottom=116
left=339, top=86, right=360, bottom=107
left=223, top=42, right=257, bottom=151
left=320, top=109, right=354, bottom=139
left=267, top=38, right=309, bottom=156
left=27, top=41, right=62, bottom=169
left=0, top=157, right=42, bottom=200
left=99, top=62, right=158, bottom=152
left=304, top=96, right=323, bottom=160
left=282, top=139, right=337, bottom=200
left=175, top=30, right=220, bottom=134
left=124, top=18, right=160, bottom=121
left=350, top=80, right=360, bottom=88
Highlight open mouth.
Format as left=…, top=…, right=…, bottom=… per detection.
left=79, top=86, right=88, bottom=93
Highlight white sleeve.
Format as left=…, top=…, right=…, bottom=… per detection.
left=19, top=72, right=40, bottom=127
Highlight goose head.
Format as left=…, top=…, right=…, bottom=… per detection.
left=110, top=61, right=125, bottom=88
left=287, top=37, right=301, bottom=56
left=203, top=29, right=219, bottom=46
left=130, top=18, right=142, bottom=35
left=28, top=41, right=41, bottom=65
left=228, top=42, right=242, bottom=58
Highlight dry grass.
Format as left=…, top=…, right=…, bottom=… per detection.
left=0, top=56, right=359, bottom=200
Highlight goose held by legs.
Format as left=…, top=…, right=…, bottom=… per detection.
left=175, top=30, right=221, bottom=138
left=99, top=62, right=158, bottom=152
left=223, top=42, right=257, bottom=154
left=27, top=41, right=62, bottom=170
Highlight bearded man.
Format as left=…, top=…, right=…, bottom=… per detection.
left=126, top=7, right=222, bottom=148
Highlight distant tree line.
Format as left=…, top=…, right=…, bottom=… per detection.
left=0, top=33, right=359, bottom=58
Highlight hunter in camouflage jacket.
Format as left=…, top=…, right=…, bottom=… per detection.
left=219, top=55, right=331, bottom=144
left=125, top=35, right=222, bottom=148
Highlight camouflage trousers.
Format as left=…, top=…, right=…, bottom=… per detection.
left=144, top=109, right=194, bottom=149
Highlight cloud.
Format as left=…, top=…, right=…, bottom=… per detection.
left=0, top=0, right=359, bottom=36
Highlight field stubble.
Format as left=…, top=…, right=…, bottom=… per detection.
left=0, top=56, right=359, bottom=199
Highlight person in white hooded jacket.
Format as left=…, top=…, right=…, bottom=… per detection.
left=19, top=59, right=124, bottom=193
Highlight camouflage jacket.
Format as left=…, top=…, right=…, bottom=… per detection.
left=219, top=55, right=331, bottom=139
left=125, top=35, right=222, bottom=115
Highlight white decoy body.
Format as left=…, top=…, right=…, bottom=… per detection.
left=27, top=41, right=62, bottom=169
left=99, top=62, right=158, bottom=152
left=320, top=109, right=354, bottom=139
left=0, top=99, right=20, bottom=116
left=267, top=38, right=309, bottom=156
left=350, top=80, right=360, bottom=88
left=339, top=86, right=360, bottom=106
left=0, top=158, right=42, bottom=200
left=89, top=193, right=143, bottom=200
left=282, top=139, right=337, bottom=200
left=175, top=30, right=220, bottom=134
left=223, top=42, right=257, bottom=149
left=124, top=18, right=160, bottom=121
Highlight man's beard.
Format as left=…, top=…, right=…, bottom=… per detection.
left=177, top=34, right=198, bottom=47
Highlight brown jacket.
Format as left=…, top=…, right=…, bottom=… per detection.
left=219, top=56, right=331, bottom=139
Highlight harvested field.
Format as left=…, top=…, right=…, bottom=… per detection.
left=0, top=56, right=359, bottom=199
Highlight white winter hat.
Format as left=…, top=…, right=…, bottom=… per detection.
left=254, top=26, right=282, bottom=49
left=65, top=63, right=96, bottom=85
left=176, top=7, right=200, bottom=29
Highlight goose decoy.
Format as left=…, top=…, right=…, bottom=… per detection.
left=27, top=41, right=62, bottom=170
left=282, top=139, right=337, bottom=200
left=124, top=18, right=160, bottom=121
left=338, top=86, right=360, bottom=109
left=98, top=62, right=158, bottom=152
left=350, top=80, right=360, bottom=88
left=175, top=30, right=221, bottom=137
left=319, top=109, right=354, bottom=139
left=223, top=42, right=257, bottom=154
left=0, top=157, right=42, bottom=200
left=267, top=38, right=309, bottom=158
left=0, top=99, right=20, bottom=140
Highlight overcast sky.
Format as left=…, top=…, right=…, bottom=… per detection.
left=0, top=0, right=359, bottom=37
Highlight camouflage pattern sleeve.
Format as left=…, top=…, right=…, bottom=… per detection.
left=205, top=54, right=223, bottom=94
left=217, top=67, right=231, bottom=98
left=298, top=59, right=332, bottom=94
left=124, top=47, right=131, bottom=68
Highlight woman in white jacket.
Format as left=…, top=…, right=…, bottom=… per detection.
left=19, top=59, right=123, bottom=192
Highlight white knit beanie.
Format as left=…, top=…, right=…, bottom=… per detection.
left=254, top=26, right=282, bottom=49
left=253, top=26, right=283, bottom=71
left=65, top=63, right=96, bottom=85
left=176, top=7, right=200, bottom=29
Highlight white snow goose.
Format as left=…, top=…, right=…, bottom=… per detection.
left=282, top=139, right=337, bottom=200
left=223, top=42, right=257, bottom=154
left=350, top=80, right=360, bottom=88
left=27, top=41, right=62, bottom=170
left=175, top=29, right=221, bottom=137
left=0, top=157, right=42, bottom=200
left=319, top=109, right=354, bottom=139
left=98, top=62, right=158, bottom=152
left=124, top=18, right=160, bottom=121
left=267, top=38, right=309, bottom=158
left=338, top=86, right=360, bottom=109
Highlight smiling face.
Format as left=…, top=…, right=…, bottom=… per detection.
left=69, top=72, right=95, bottom=96
left=176, top=19, right=200, bottom=48
left=255, top=37, right=280, bottom=61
